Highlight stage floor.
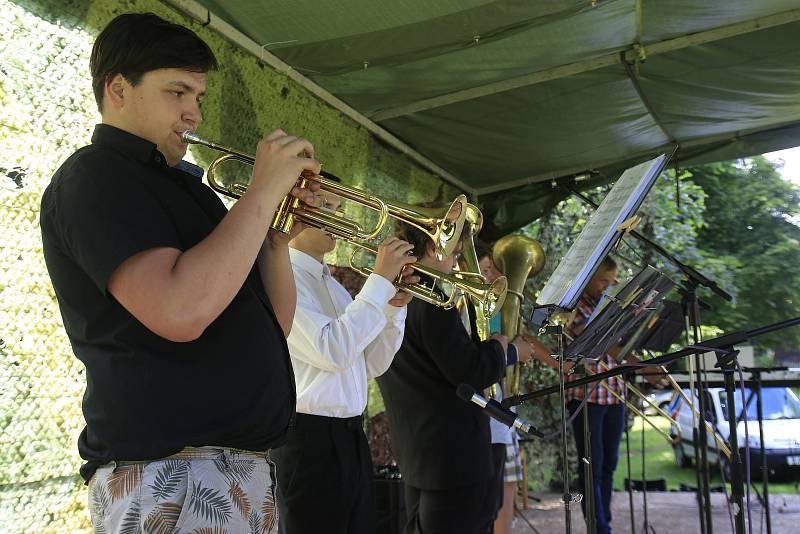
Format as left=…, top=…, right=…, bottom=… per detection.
left=511, top=491, right=800, bottom=533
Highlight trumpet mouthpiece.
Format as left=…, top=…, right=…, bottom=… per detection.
left=181, top=130, right=201, bottom=144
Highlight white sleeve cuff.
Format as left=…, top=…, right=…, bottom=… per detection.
left=357, top=273, right=397, bottom=307
left=384, top=302, right=408, bottom=322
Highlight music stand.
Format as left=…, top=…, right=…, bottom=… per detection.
left=532, top=154, right=669, bottom=326
left=520, top=154, right=669, bottom=534
left=564, top=265, right=675, bottom=363
left=611, top=299, right=682, bottom=366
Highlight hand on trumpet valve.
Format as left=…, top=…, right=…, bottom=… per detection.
left=388, top=265, right=420, bottom=307
left=250, top=128, right=321, bottom=201
left=374, top=237, right=417, bottom=282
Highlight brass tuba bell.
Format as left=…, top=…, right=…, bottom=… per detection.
left=492, top=234, right=546, bottom=396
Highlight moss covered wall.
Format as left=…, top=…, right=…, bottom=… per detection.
left=0, top=0, right=456, bottom=531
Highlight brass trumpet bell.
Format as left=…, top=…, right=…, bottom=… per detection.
left=464, top=202, right=484, bottom=238
left=182, top=131, right=468, bottom=260
left=386, top=196, right=468, bottom=260
left=348, top=242, right=507, bottom=316
left=182, top=131, right=389, bottom=241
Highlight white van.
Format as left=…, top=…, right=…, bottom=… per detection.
left=669, top=386, right=800, bottom=478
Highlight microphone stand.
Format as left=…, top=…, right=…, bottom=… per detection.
left=720, top=347, right=749, bottom=534
left=750, top=367, right=773, bottom=534
left=544, top=323, right=581, bottom=534
left=566, top=185, right=733, bottom=534
left=640, top=383, right=654, bottom=534
left=582, top=380, right=597, bottom=534
left=624, top=375, right=636, bottom=534
left=685, top=279, right=715, bottom=534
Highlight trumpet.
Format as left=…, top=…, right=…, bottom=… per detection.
left=349, top=242, right=508, bottom=317
left=181, top=131, right=467, bottom=259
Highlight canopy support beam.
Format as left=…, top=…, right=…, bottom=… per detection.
left=371, top=8, right=800, bottom=121
left=620, top=51, right=677, bottom=148
left=161, top=0, right=475, bottom=195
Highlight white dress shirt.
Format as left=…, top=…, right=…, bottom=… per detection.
left=287, top=248, right=407, bottom=418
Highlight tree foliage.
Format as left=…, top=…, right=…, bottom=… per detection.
left=689, top=157, right=800, bottom=352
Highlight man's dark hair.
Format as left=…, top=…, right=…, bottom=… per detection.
left=395, top=221, right=433, bottom=259
left=395, top=201, right=467, bottom=259
left=90, top=12, right=218, bottom=111
left=473, top=237, right=493, bottom=262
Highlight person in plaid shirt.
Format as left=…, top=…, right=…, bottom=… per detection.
left=566, top=256, right=625, bottom=534
left=564, top=256, right=625, bottom=406
left=563, top=256, right=666, bottom=534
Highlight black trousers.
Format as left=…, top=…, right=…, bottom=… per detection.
left=273, top=413, right=374, bottom=534
left=567, top=400, right=626, bottom=534
left=488, top=443, right=507, bottom=523
left=404, top=478, right=492, bottom=534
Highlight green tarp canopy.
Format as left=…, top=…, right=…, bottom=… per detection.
left=168, top=0, right=800, bottom=238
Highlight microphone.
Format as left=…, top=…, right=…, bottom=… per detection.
left=456, top=384, right=543, bottom=438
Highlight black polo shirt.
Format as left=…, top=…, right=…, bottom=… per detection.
left=40, top=124, right=295, bottom=482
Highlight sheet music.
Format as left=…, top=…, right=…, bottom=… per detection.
left=537, top=155, right=667, bottom=310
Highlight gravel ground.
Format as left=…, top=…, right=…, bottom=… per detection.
left=510, top=491, right=800, bottom=534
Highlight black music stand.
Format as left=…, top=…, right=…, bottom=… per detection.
left=524, top=154, right=669, bottom=534
left=563, top=265, right=674, bottom=363
left=613, top=299, right=684, bottom=366
left=508, top=318, right=800, bottom=534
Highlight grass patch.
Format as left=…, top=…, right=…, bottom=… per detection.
left=613, top=416, right=800, bottom=494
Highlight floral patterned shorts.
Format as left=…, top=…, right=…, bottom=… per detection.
left=87, top=447, right=278, bottom=534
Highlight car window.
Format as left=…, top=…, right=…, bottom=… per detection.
left=718, top=387, right=800, bottom=421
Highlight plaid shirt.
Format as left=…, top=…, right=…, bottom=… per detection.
left=564, top=294, right=624, bottom=405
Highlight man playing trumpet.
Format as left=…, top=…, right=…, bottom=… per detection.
left=40, top=12, right=319, bottom=533
left=377, top=219, right=535, bottom=534
left=274, top=187, right=417, bottom=534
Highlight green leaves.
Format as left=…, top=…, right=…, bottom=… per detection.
left=148, top=460, right=187, bottom=502
left=692, top=156, right=800, bottom=351
left=189, top=481, right=232, bottom=525
left=142, top=502, right=183, bottom=534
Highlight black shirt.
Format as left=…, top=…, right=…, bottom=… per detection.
left=40, top=124, right=295, bottom=482
left=376, top=276, right=506, bottom=490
